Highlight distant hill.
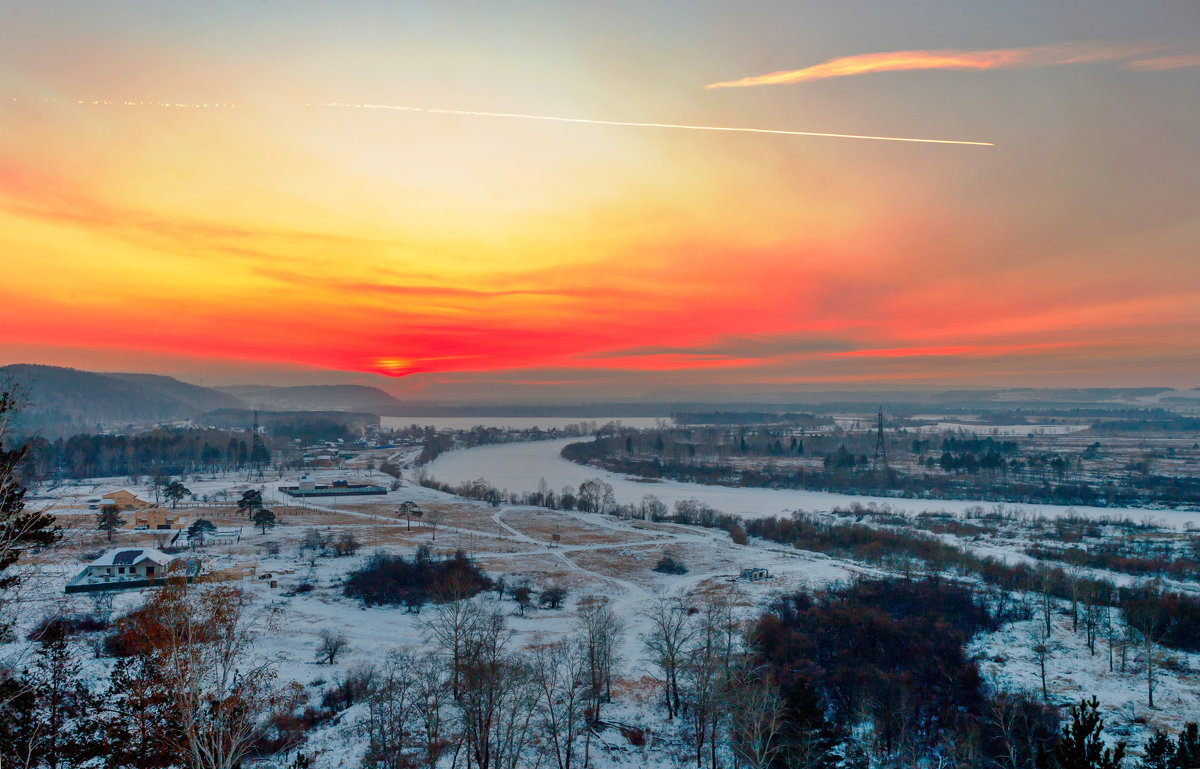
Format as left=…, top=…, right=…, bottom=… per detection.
left=105, top=372, right=244, bottom=414
left=215, top=384, right=404, bottom=412
left=0, top=364, right=244, bottom=438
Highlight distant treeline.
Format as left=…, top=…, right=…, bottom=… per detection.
left=201, top=409, right=375, bottom=443
left=19, top=427, right=271, bottom=481
left=671, top=411, right=834, bottom=427
left=561, top=429, right=1200, bottom=508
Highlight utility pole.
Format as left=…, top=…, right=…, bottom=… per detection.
left=872, top=405, right=888, bottom=472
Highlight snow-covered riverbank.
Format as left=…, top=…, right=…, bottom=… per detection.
left=424, top=438, right=1200, bottom=527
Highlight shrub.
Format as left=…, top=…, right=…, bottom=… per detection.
left=620, top=725, right=646, bottom=747
left=27, top=613, right=108, bottom=641
left=330, top=533, right=361, bottom=557
left=653, top=554, right=688, bottom=575
left=320, top=665, right=376, bottom=712
left=343, top=548, right=493, bottom=608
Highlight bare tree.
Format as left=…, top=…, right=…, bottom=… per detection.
left=425, top=508, right=444, bottom=542
left=411, top=653, right=451, bottom=767
left=316, top=629, right=349, bottom=664
left=641, top=592, right=694, bottom=720
left=1030, top=620, right=1054, bottom=702
left=420, top=589, right=482, bottom=699
left=576, top=595, right=625, bottom=719
left=728, top=664, right=786, bottom=769
left=362, top=650, right=417, bottom=769
left=456, top=608, right=538, bottom=769
left=683, top=587, right=737, bottom=769
left=531, top=639, right=589, bottom=769
left=1127, top=591, right=1164, bottom=709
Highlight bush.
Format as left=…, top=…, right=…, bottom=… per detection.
left=728, top=524, right=748, bottom=545
left=343, top=547, right=493, bottom=608
left=27, top=613, right=108, bottom=641
left=620, top=725, right=646, bottom=747
left=288, top=581, right=315, bottom=596
left=330, top=534, right=361, bottom=557
left=653, top=554, right=688, bottom=575
left=320, top=665, right=376, bottom=712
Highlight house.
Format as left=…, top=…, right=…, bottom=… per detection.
left=124, top=507, right=189, bottom=530
left=101, top=490, right=151, bottom=511
left=64, top=548, right=183, bottom=593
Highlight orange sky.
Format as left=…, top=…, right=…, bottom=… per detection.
left=1, top=1, right=1198, bottom=397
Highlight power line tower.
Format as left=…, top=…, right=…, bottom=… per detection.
left=872, top=405, right=888, bottom=472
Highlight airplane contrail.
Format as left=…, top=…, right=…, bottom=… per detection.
left=308, top=102, right=994, bottom=147
left=13, top=97, right=994, bottom=146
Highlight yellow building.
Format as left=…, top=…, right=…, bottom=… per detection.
left=102, top=490, right=151, bottom=511
left=124, top=507, right=189, bottom=530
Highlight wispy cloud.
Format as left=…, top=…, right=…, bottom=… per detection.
left=705, top=42, right=1153, bottom=88
left=1125, top=53, right=1200, bottom=71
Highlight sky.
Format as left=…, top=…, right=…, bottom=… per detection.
left=1, top=1, right=1198, bottom=400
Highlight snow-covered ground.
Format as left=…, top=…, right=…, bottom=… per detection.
left=424, top=438, right=1200, bottom=528
left=8, top=445, right=1198, bottom=766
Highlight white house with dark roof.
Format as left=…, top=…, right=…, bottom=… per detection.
left=77, top=548, right=175, bottom=584
left=65, top=548, right=201, bottom=594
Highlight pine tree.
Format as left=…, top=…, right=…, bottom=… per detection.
left=97, top=504, right=123, bottom=542
left=103, top=654, right=182, bottom=768
left=1140, top=730, right=1173, bottom=769
left=237, top=489, right=263, bottom=517
left=1038, top=697, right=1125, bottom=769
left=5, top=625, right=104, bottom=768
left=1171, top=723, right=1200, bottom=769
left=253, top=507, right=276, bottom=534
left=163, top=480, right=190, bottom=508
left=0, top=388, right=60, bottom=633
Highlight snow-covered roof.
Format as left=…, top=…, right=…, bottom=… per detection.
left=88, top=548, right=175, bottom=568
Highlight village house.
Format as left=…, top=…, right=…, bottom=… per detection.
left=67, top=548, right=178, bottom=592
left=124, top=507, right=190, bottom=530
left=100, top=489, right=151, bottom=511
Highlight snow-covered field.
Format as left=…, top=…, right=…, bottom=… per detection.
left=424, top=438, right=1200, bottom=528
left=8, top=443, right=1199, bottom=766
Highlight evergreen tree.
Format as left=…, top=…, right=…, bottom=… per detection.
left=250, top=437, right=270, bottom=472
left=1140, top=730, right=1173, bottom=769
left=0, top=388, right=60, bottom=615
left=236, top=489, right=263, bottom=517
left=1039, top=697, right=1125, bottom=769
left=162, top=480, right=190, bottom=508
left=102, top=654, right=181, bottom=768
left=252, top=507, right=276, bottom=534
left=1171, top=723, right=1200, bottom=769
left=97, top=504, right=123, bottom=542
left=4, top=625, right=103, bottom=768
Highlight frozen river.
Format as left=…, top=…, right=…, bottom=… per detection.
left=424, top=438, right=1200, bottom=527
left=382, top=416, right=670, bottom=431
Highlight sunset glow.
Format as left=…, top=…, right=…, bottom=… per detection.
left=2, top=1, right=1198, bottom=396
